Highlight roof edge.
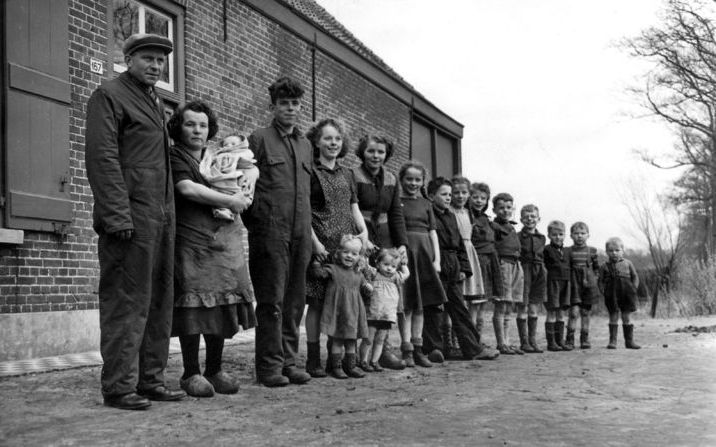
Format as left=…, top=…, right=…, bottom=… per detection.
left=243, top=0, right=463, bottom=137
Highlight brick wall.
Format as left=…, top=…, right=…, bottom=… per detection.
left=0, top=0, right=414, bottom=314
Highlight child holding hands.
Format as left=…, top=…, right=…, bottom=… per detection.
left=599, top=237, right=641, bottom=349
left=311, top=234, right=372, bottom=379
left=360, top=248, right=410, bottom=371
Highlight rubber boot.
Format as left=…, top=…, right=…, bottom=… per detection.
left=555, top=321, right=572, bottom=351
left=412, top=338, right=432, bottom=367
left=607, top=324, right=618, bottom=349
left=545, top=322, right=561, bottom=351
left=580, top=330, right=591, bottom=349
left=623, top=324, right=641, bottom=349
left=564, top=327, right=576, bottom=350
left=329, top=354, right=348, bottom=379
left=342, top=353, right=366, bottom=378
left=528, top=316, right=543, bottom=353
left=517, top=318, right=535, bottom=353
left=441, top=323, right=460, bottom=359
left=401, top=341, right=415, bottom=368
left=494, top=317, right=514, bottom=354
left=306, top=342, right=327, bottom=378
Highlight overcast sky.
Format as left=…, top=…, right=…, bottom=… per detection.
left=318, top=0, right=680, bottom=251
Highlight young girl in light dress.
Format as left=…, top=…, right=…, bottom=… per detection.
left=311, top=234, right=371, bottom=379
left=360, top=248, right=410, bottom=372
left=450, top=176, right=485, bottom=350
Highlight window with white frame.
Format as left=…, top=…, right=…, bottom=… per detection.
left=112, top=0, right=175, bottom=92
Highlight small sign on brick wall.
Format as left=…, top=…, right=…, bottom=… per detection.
left=90, top=58, right=104, bottom=74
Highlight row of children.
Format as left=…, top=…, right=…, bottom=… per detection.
left=306, top=161, right=642, bottom=379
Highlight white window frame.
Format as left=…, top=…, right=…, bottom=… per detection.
left=113, top=1, right=175, bottom=92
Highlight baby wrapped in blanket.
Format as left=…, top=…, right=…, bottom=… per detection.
left=199, top=134, right=259, bottom=221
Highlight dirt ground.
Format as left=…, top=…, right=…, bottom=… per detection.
left=1, top=315, right=715, bottom=447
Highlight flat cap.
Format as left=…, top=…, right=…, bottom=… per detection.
left=123, top=33, right=173, bottom=55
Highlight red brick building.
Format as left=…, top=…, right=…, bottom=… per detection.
left=0, top=0, right=463, bottom=360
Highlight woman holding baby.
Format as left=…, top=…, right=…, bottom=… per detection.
left=167, top=100, right=256, bottom=398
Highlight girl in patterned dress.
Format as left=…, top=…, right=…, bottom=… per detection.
left=311, top=235, right=372, bottom=379
left=304, top=119, right=368, bottom=378
left=399, top=160, right=448, bottom=367
left=360, top=248, right=410, bottom=371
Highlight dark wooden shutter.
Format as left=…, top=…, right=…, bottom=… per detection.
left=4, top=0, right=72, bottom=232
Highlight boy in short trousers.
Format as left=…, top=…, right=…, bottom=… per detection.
left=491, top=193, right=524, bottom=355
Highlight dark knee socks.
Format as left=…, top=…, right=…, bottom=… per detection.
left=179, top=334, right=201, bottom=379
left=179, top=334, right=224, bottom=379
left=204, top=334, right=225, bottom=377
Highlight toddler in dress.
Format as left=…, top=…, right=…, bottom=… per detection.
left=310, top=234, right=372, bottom=379
left=359, top=248, right=410, bottom=372
left=199, top=134, right=259, bottom=221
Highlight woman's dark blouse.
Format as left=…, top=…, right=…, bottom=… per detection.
left=170, top=145, right=223, bottom=235
left=351, top=165, right=408, bottom=248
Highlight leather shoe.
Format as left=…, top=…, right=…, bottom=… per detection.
left=472, top=346, right=500, bottom=360
left=258, top=373, right=289, bottom=387
left=137, top=385, right=185, bottom=401
left=282, top=366, right=311, bottom=384
left=427, top=349, right=445, bottom=363
left=104, top=392, right=151, bottom=410
left=378, top=349, right=406, bottom=370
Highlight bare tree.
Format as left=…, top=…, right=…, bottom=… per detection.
left=622, top=180, right=685, bottom=316
left=624, top=0, right=716, bottom=253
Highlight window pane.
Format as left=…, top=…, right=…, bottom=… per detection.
left=145, top=11, right=168, bottom=36
left=112, top=0, right=139, bottom=67
left=112, top=1, right=175, bottom=91
left=145, top=12, right=170, bottom=82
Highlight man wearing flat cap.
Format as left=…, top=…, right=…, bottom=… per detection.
left=86, top=33, right=184, bottom=410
